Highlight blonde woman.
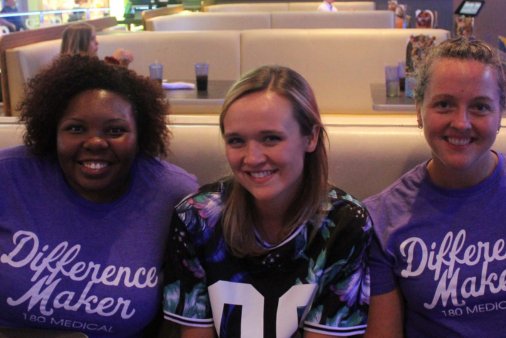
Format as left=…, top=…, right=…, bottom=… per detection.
left=163, top=65, right=371, bottom=337
left=61, top=23, right=133, bottom=67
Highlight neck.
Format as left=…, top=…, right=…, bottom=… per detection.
left=427, top=151, right=498, bottom=189
left=254, top=203, right=287, bottom=245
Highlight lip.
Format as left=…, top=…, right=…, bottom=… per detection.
left=244, top=169, right=278, bottom=183
left=443, top=136, right=474, bottom=146
left=78, top=160, right=111, bottom=176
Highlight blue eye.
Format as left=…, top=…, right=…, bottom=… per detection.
left=263, top=135, right=282, bottom=145
left=470, top=102, right=492, bottom=115
left=434, top=100, right=452, bottom=111
left=226, top=137, right=244, bottom=147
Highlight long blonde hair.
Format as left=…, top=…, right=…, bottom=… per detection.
left=220, top=65, right=329, bottom=257
left=61, top=23, right=95, bottom=56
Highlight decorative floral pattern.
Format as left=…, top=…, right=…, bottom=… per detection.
left=163, top=181, right=372, bottom=335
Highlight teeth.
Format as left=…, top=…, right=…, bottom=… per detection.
left=82, top=161, right=108, bottom=170
left=250, top=170, right=272, bottom=178
left=448, top=137, right=471, bottom=146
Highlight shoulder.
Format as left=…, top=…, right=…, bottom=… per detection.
left=364, top=162, right=427, bottom=214
left=0, top=145, right=30, bottom=161
left=135, top=156, right=198, bottom=193
left=173, top=180, right=226, bottom=235
left=176, top=180, right=226, bottom=213
left=0, top=145, right=47, bottom=171
left=326, top=186, right=369, bottom=222
left=323, top=186, right=372, bottom=239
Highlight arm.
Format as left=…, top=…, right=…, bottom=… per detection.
left=112, top=48, right=134, bottom=67
left=364, top=289, right=404, bottom=338
left=181, top=325, right=216, bottom=338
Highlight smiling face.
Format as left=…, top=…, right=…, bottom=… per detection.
left=223, top=90, right=318, bottom=214
left=57, top=89, right=138, bottom=202
left=418, top=58, right=503, bottom=188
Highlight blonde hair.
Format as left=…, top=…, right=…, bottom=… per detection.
left=61, top=23, right=95, bottom=56
left=219, top=65, right=329, bottom=257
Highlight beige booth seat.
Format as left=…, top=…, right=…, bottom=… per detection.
left=3, top=114, right=506, bottom=200
left=239, top=29, right=449, bottom=114
left=145, top=11, right=394, bottom=31
left=5, top=31, right=241, bottom=115
left=5, top=29, right=448, bottom=116
left=205, top=2, right=375, bottom=12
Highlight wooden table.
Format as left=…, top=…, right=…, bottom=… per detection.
left=165, top=80, right=235, bottom=114
left=370, top=83, right=416, bottom=112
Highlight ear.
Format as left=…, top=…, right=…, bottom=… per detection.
left=305, top=125, right=320, bottom=153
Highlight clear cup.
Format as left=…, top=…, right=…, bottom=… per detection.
left=398, top=61, right=406, bottom=92
left=194, top=62, right=209, bottom=91
left=385, top=65, right=400, bottom=97
left=149, top=62, right=163, bottom=85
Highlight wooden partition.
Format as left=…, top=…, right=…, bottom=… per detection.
left=141, top=4, right=184, bottom=29
left=0, top=16, right=118, bottom=116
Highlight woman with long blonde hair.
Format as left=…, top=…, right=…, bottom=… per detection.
left=163, top=65, right=372, bottom=337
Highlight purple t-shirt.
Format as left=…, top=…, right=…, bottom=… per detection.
left=365, top=153, right=506, bottom=337
left=0, top=146, right=197, bottom=337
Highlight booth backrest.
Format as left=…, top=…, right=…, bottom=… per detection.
left=289, top=2, right=376, bottom=11
left=5, top=29, right=449, bottom=115
left=239, top=28, right=449, bottom=114
left=5, top=31, right=242, bottom=115
left=145, top=11, right=394, bottom=31
left=3, top=114, right=506, bottom=200
left=205, top=3, right=290, bottom=12
left=146, top=12, right=272, bottom=31
left=271, top=11, right=393, bottom=29
left=205, top=2, right=376, bottom=12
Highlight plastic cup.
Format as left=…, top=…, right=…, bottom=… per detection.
left=194, top=63, right=209, bottom=91
left=385, top=65, right=400, bottom=97
left=149, top=63, right=163, bottom=85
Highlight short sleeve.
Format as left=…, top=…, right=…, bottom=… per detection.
left=163, top=208, right=214, bottom=327
left=368, top=231, right=399, bottom=296
left=304, top=199, right=372, bottom=336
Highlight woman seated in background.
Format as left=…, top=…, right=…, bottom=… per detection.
left=163, top=65, right=371, bottom=337
left=365, top=37, right=506, bottom=337
left=317, top=0, right=337, bottom=12
left=61, top=22, right=134, bottom=67
left=0, top=55, right=197, bottom=337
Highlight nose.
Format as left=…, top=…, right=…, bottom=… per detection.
left=243, top=141, right=266, bottom=166
left=83, top=135, right=108, bottom=151
left=451, top=107, right=472, bottom=130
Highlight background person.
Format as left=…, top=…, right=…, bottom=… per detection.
left=1, top=0, right=25, bottom=31
left=317, top=0, right=337, bottom=12
left=364, top=37, right=506, bottom=337
left=61, top=22, right=134, bottom=67
left=163, top=65, right=371, bottom=337
left=0, top=55, right=198, bottom=337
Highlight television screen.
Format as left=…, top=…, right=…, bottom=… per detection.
left=455, top=0, right=485, bottom=17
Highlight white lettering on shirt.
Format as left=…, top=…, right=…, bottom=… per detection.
left=1, top=230, right=159, bottom=318
left=399, top=230, right=506, bottom=309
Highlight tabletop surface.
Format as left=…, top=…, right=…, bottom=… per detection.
left=165, top=80, right=235, bottom=103
left=370, top=83, right=416, bottom=112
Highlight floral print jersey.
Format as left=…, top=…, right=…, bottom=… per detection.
left=163, top=180, right=371, bottom=337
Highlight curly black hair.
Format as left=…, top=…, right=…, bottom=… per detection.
left=19, top=55, right=170, bottom=157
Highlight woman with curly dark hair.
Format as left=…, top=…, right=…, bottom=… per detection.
left=0, top=55, right=197, bottom=337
